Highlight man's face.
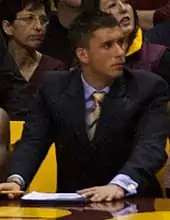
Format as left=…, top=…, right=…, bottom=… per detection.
left=100, top=0, right=135, bottom=36
left=78, top=26, right=125, bottom=80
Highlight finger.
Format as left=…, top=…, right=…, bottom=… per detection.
left=105, top=194, right=115, bottom=202
left=0, top=183, right=16, bottom=191
left=90, top=194, right=107, bottom=202
left=81, top=191, right=96, bottom=198
left=77, top=187, right=96, bottom=194
left=91, top=203, right=104, bottom=209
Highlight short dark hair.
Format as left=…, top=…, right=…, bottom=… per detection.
left=68, top=11, right=120, bottom=51
left=0, top=0, right=51, bottom=23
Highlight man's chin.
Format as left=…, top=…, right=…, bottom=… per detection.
left=112, top=68, right=124, bottom=76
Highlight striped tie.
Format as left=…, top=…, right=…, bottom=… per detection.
left=88, top=92, right=105, bottom=141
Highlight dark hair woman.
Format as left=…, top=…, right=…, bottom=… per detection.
left=0, top=0, right=66, bottom=120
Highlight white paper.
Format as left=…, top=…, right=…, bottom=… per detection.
left=22, top=191, right=84, bottom=201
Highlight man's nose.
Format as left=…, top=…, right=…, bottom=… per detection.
left=115, top=43, right=126, bottom=57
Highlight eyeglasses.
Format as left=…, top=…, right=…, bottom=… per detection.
left=15, top=15, right=49, bottom=26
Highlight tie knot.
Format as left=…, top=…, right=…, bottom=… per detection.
left=92, top=92, right=105, bottom=103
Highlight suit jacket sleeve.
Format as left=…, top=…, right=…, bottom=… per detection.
left=7, top=81, right=54, bottom=189
left=119, top=77, right=169, bottom=189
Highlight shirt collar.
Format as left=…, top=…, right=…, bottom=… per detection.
left=81, top=74, right=110, bottom=100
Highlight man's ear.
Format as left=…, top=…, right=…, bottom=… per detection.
left=76, top=47, right=89, bottom=64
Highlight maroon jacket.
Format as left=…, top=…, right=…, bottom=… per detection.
left=126, top=41, right=170, bottom=91
left=29, top=54, right=65, bottom=90
left=127, top=42, right=166, bottom=72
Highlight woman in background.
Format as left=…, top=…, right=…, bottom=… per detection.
left=0, top=0, right=65, bottom=120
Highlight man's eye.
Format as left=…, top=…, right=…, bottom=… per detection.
left=118, top=39, right=124, bottom=46
left=103, top=42, right=113, bottom=49
left=108, top=3, right=116, bottom=8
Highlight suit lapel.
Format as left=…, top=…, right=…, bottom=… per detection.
left=59, top=70, right=89, bottom=147
left=92, top=71, right=130, bottom=146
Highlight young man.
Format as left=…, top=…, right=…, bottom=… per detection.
left=0, top=11, right=168, bottom=201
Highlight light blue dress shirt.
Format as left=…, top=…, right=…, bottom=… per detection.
left=81, top=75, right=138, bottom=195
left=9, top=75, right=138, bottom=195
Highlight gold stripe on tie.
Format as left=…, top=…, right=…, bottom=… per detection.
left=88, top=92, right=105, bottom=141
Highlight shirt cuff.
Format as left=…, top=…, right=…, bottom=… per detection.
left=110, top=174, right=138, bottom=196
left=7, top=174, right=25, bottom=189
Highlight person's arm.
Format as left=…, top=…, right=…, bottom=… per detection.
left=118, top=77, right=169, bottom=191
left=137, top=10, right=155, bottom=29
left=153, top=0, right=170, bottom=25
left=137, top=1, right=170, bottom=29
left=0, top=108, right=9, bottom=172
left=108, top=73, right=169, bottom=195
left=6, top=79, right=54, bottom=190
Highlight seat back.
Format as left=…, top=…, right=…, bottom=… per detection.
left=10, top=121, right=57, bottom=192
left=156, top=138, right=170, bottom=196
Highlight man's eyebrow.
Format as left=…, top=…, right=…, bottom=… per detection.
left=103, top=0, right=115, bottom=6
left=101, top=36, right=124, bottom=45
left=100, top=39, right=115, bottom=45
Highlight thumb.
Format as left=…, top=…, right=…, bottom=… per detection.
left=0, top=182, right=16, bottom=191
